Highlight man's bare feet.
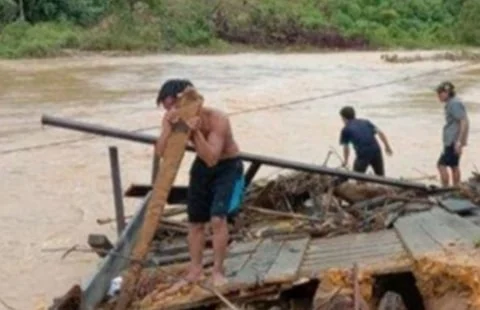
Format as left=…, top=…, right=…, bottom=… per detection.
left=160, top=266, right=204, bottom=297
left=184, top=265, right=204, bottom=283
left=211, top=271, right=229, bottom=287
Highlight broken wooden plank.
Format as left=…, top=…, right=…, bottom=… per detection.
left=223, top=239, right=263, bottom=277
left=263, top=237, right=310, bottom=284
left=229, top=238, right=284, bottom=287
left=438, top=197, right=478, bottom=214
left=224, top=254, right=251, bottom=278
left=394, top=210, right=445, bottom=256
left=394, top=207, right=479, bottom=258
left=115, top=87, right=202, bottom=310
left=429, top=207, right=480, bottom=243
left=246, top=205, right=324, bottom=223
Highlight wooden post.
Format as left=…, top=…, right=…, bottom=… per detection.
left=114, top=87, right=202, bottom=310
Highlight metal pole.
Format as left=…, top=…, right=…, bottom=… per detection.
left=108, top=146, right=126, bottom=236
left=41, top=114, right=437, bottom=191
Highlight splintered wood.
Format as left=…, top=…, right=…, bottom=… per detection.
left=114, top=87, right=202, bottom=310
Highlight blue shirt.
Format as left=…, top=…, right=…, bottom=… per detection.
left=340, top=118, right=380, bottom=157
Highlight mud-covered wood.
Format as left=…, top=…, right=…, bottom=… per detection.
left=263, top=237, right=310, bottom=284
left=115, top=87, right=202, bottom=310
left=229, top=238, right=284, bottom=287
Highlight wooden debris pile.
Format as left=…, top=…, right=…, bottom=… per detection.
left=236, top=171, right=423, bottom=239
left=460, top=172, right=480, bottom=205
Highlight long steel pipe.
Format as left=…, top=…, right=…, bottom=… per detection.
left=41, top=114, right=435, bottom=191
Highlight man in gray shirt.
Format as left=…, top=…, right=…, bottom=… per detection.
left=436, top=81, right=469, bottom=187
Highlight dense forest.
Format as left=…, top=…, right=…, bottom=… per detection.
left=1, top=0, right=480, bottom=58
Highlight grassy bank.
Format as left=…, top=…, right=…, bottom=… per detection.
left=1, top=0, right=480, bottom=58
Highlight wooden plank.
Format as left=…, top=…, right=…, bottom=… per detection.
left=394, top=207, right=480, bottom=259
left=228, top=239, right=262, bottom=255
left=394, top=211, right=443, bottom=256
left=430, top=207, right=480, bottom=242
left=229, top=238, right=284, bottom=287
left=298, top=230, right=410, bottom=277
left=263, top=237, right=310, bottom=284
left=224, top=239, right=262, bottom=277
left=438, top=197, right=478, bottom=214
left=115, top=87, right=202, bottom=310
left=224, top=254, right=252, bottom=278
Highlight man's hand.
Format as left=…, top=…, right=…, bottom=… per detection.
left=455, top=141, right=463, bottom=155
left=342, top=160, right=349, bottom=168
left=385, top=146, right=393, bottom=156
left=186, top=116, right=201, bottom=131
left=164, top=109, right=179, bottom=125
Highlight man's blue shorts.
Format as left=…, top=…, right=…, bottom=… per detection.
left=187, top=156, right=245, bottom=223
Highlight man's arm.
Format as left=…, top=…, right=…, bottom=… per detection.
left=450, top=101, right=468, bottom=153
left=368, top=121, right=392, bottom=156
left=191, top=118, right=227, bottom=167
left=377, top=130, right=393, bottom=156
left=339, top=128, right=350, bottom=167
left=458, top=118, right=468, bottom=146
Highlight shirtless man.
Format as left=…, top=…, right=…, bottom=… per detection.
left=155, top=79, right=245, bottom=286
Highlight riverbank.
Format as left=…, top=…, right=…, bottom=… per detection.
left=1, top=0, right=479, bottom=59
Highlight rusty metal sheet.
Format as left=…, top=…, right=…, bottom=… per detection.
left=298, top=230, right=410, bottom=277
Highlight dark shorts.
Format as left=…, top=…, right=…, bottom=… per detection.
left=187, top=156, right=245, bottom=223
left=437, top=145, right=460, bottom=168
left=353, top=149, right=384, bottom=176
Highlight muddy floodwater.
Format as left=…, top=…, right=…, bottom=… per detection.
left=0, top=51, right=479, bottom=309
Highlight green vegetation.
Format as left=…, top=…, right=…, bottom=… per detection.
left=1, top=0, right=480, bottom=58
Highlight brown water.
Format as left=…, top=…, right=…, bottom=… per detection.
left=0, top=51, right=479, bottom=309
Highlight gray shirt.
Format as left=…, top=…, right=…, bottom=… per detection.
left=443, top=96, right=469, bottom=146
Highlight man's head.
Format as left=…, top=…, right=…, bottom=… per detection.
left=436, top=81, right=455, bottom=103
left=156, top=79, right=194, bottom=110
left=340, top=106, right=355, bottom=123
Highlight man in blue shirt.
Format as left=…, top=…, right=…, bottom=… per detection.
left=435, top=81, right=469, bottom=187
left=339, top=106, right=393, bottom=176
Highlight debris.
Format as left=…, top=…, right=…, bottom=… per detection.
left=380, top=50, right=480, bottom=63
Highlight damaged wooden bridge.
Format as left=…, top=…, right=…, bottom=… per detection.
left=41, top=115, right=480, bottom=310
left=120, top=204, right=480, bottom=310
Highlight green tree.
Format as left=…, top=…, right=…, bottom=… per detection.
left=457, top=0, right=480, bottom=45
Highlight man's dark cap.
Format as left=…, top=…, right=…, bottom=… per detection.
left=156, top=79, right=193, bottom=104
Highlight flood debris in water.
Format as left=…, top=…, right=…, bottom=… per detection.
left=380, top=50, right=480, bottom=64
